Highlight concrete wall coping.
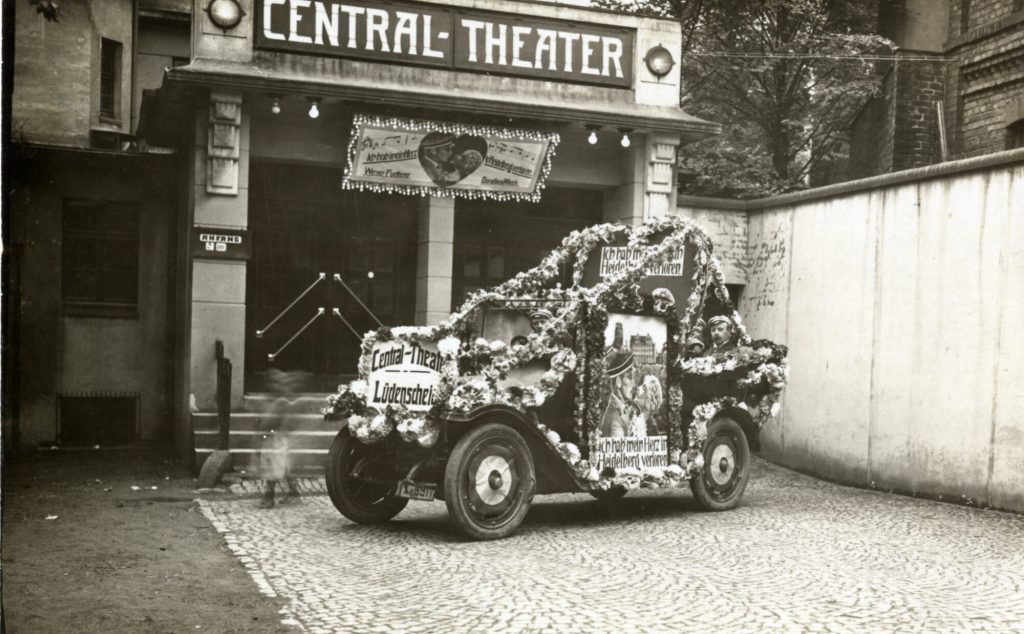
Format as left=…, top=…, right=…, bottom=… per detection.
left=678, top=148, right=1024, bottom=213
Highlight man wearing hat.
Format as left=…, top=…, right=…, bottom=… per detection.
left=707, top=315, right=737, bottom=353
left=418, top=132, right=455, bottom=185
left=600, top=351, right=641, bottom=438
left=529, top=308, right=554, bottom=333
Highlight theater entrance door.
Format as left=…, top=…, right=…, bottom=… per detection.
left=245, top=161, right=418, bottom=393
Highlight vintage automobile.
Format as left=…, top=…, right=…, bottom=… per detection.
left=323, top=216, right=788, bottom=540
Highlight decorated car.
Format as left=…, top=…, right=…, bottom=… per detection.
left=322, top=215, right=788, bottom=540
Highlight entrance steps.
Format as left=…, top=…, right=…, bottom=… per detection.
left=193, top=392, right=340, bottom=471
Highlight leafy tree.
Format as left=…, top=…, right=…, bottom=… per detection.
left=598, top=0, right=891, bottom=197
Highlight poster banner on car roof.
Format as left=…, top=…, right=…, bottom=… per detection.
left=342, top=115, right=559, bottom=202
left=599, top=247, right=686, bottom=278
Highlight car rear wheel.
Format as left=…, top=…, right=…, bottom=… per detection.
left=445, top=424, right=536, bottom=540
left=326, top=430, right=408, bottom=524
left=690, top=417, right=750, bottom=511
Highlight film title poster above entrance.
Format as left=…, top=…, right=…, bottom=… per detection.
left=343, top=115, right=559, bottom=202
left=255, top=0, right=634, bottom=88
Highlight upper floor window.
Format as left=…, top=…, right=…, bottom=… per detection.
left=960, top=0, right=971, bottom=34
left=1007, top=119, right=1024, bottom=150
left=62, top=200, right=139, bottom=317
left=99, top=38, right=123, bottom=120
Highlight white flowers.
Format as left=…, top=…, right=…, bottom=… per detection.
left=348, top=380, right=368, bottom=398
left=437, top=336, right=461, bottom=357
left=396, top=416, right=440, bottom=448
left=349, top=412, right=393, bottom=443
left=556, top=442, right=581, bottom=465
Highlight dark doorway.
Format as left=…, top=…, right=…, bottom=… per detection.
left=452, top=187, right=604, bottom=305
left=246, top=161, right=418, bottom=392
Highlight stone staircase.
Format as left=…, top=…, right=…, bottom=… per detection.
left=193, top=393, right=341, bottom=474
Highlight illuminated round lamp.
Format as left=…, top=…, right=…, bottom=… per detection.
left=206, top=0, right=244, bottom=31
left=644, top=45, right=675, bottom=78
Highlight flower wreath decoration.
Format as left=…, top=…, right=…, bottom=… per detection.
left=323, top=216, right=789, bottom=489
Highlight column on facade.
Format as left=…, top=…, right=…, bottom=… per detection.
left=415, top=196, right=455, bottom=326
left=602, top=132, right=681, bottom=225
left=188, top=89, right=249, bottom=410
left=644, top=132, right=681, bottom=218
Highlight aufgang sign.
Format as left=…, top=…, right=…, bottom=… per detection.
left=255, top=0, right=635, bottom=88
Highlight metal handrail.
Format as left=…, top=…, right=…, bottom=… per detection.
left=267, top=307, right=324, bottom=361
left=256, top=272, right=325, bottom=339
left=332, top=273, right=384, bottom=327
left=331, top=308, right=364, bottom=342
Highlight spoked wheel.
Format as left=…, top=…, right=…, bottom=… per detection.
left=445, top=424, right=536, bottom=540
left=326, top=430, right=408, bottom=524
left=589, top=486, right=627, bottom=503
left=690, top=417, right=750, bottom=511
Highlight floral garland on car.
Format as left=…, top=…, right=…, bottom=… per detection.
left=322, top=216, right=789, bottom=488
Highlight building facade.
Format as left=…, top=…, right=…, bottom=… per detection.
left=7, top=0, right=718, bottom=466
left=7, top=0, right=191, bottom=451
left=849, top=0, right=1024, bottom=178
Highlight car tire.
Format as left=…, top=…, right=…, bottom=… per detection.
left=326, top=429, right=408, bottom=524
left=589, top=486, right=627, bottom=502
left=445, top=423, right=536, bottom=541
left=690, top=417, right=750, bottom=511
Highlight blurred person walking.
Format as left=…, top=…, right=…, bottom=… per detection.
left=258, top=368, right=303, bottom=508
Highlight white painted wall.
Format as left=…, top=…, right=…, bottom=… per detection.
left=738, top=156, right=1024, bottom=512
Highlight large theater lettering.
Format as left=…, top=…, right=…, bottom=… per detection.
left=256, top=0, right=634, bottom=87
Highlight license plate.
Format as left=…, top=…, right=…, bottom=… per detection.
left=396, top=480, right=436, bottom=501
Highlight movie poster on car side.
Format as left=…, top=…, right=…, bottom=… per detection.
left=592, top=313, right=670, bottom=471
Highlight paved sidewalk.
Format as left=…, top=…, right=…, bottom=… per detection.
left=2, top=448, right=299, bottom=634
left=199, top=458, right=1024, bottom=633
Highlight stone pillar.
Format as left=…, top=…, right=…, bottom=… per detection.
left=644, top=133, right=681, bottom=218
left=415, top=196, right=454, bottom=326
left=602, top=138, right=645, bottom=225
left=189, top=89, right=249, bottom=410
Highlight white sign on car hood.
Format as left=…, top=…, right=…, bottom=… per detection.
left=367, top=340, right=442, bottom=411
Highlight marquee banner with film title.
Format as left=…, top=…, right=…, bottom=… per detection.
left=343, top=115, right=559, bottom=202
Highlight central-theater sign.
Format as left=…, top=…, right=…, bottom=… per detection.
left=256, top=0, right=635, bottom=88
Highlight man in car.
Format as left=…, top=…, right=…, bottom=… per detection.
left=707, top=315, right=737, bottom=353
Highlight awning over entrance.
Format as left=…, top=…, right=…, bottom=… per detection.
left=137, top=57, right=720, bottom=148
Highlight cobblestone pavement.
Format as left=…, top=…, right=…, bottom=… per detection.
left=198, top=459, right=1024, bottom=633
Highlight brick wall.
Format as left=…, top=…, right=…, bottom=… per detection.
left=852, top=1, right=1022, bottom=175
left=949, top=0, right=1020, bottom=38
left=945, top=3, right=1024, bottom=159
left=849, top=67, right=896, bottom=178
left=892, top=57, right=947, bottom=170
left=849, top=54, right=946, bottom=178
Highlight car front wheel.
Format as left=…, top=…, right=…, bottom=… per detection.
left=690, top=417, right=750, bottom=511
left=326, top=430, right=409, bottom=524
left=445, top=423, right=536, bottom=540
